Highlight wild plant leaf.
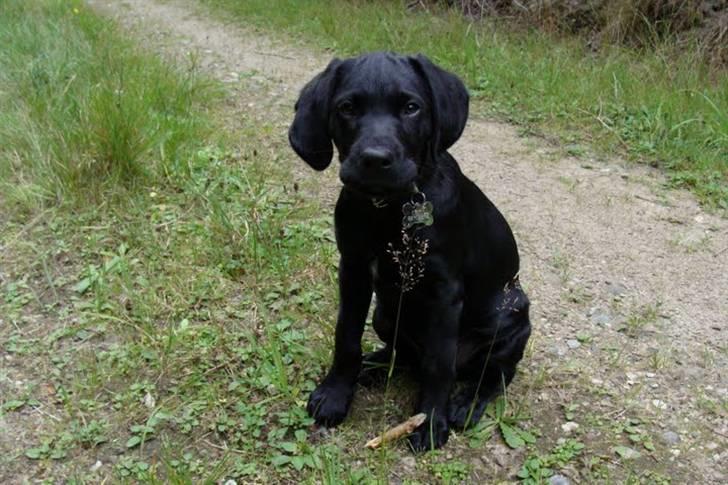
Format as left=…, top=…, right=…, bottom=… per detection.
left=291, top=456, right=305, bottom=471
left=517, top=427, right=537, bottom=444
left=270, top=454, right=290, bottom=467
left=50, top=448, right=67, bottom=460
left=517, top=467, right=530, bottom=479
left=2, top=400, right=25, bottom=411
left=279, top=441, right=297, bottom=453
left=467, top=419, right=496, bottom=448
left=73, top=277, right=92, bottom=294
left=126, top=435, right=142, bottom=448
left=500, top=422, right=525, bottom=449
left=25, top=448, right=44, bottom=459
left=613, top=445, right=641, bottom=459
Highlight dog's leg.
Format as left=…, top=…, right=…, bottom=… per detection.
left=408, top=282, right=462, bottom=452
left=307, top=258, right=372, bottom=427
left=448, top=291, right=531, bottom=430
left=447, top=340, right=525, bottom=430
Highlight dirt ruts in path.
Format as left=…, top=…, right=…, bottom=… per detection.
left=91, top=0, right=727, bottom=481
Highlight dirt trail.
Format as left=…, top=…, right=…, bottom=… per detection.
left=91, top=0, right=727, bottom=481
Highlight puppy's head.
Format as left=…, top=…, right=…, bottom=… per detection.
left=289, top=52, right=469, bottom=197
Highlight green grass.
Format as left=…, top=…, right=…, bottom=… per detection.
left=200, top=0, right=728, bottom=209
left=1, top=141, right=345, bottom=481
left=0, top=0, right=339, bottom=481
left=0, top=0, right=213, bottom=211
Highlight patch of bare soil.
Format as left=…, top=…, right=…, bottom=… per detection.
left=18, top=0, right=723, bottom=481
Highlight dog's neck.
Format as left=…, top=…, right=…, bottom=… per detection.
left=369, top=182, right=421, bottom=209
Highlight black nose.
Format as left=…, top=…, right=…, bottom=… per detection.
left=360, top=148, right=393, bottom=171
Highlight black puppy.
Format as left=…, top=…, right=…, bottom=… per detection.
left=289, top=52, right=531, bottom=451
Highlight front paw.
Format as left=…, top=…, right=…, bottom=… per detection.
left=306, top=380, right=355, bottom=427
left=408, top=411, right=450, bottom=452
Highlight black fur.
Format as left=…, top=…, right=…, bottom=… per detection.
left=289, top=52, right=531, bottom=452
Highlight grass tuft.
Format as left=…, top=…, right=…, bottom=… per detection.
left=0, top=0, right=213, bottom=211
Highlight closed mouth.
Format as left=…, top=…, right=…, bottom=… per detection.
left=342, top=181, right=389, bottom=197
left=343, top=179, right=418, bottom=199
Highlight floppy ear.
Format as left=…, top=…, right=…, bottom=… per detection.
left=410, top=55, right=469, bottom=152
left=288, top=59, right=342, bottom=171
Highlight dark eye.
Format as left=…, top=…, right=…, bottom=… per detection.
left=403, top=101, right=420, bottom=116
left=338, top=100, right=355, bottom=116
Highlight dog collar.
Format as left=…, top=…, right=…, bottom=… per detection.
left=371, top=182, right=421, bottom=209
left=370, top=182, right=429, bottom=207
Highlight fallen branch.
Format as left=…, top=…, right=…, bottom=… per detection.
left=365, top=413, right=427, bottom=449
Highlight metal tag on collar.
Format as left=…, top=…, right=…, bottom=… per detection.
left=402, top=185, right=433, bottom=230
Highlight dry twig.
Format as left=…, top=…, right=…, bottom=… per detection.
left=365, top=413, right=427, bottom=449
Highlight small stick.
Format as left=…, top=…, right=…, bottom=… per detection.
left=365, top=413, right=427, bottom=449
left=713, top=245, right=728, bottom=258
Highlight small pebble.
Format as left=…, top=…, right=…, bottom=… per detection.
left=606, top=282, right=628, bottom=297
left=566, top=339, right=581, bottom=349
left=550, top=345, right=567, bottom=357
left=400, top=456, right=416, bottom=472
left=561, top=422, right=579, bottom=434
left=590, top=312, right=612, bottom=326
left=661, top=431, right=680, bottom=445
left=549, top=474, right=571, bottom=485
left=143, top=392, right=156, bottom=409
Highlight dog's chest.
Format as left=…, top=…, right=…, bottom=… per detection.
left=367, top=213, right=433, bottom=291
left=369, top=254, right=395, bottom=288
left=369, top=254, right=434, bottom=351
left=370, top=250, right=405, bottom=292
left=370, top=250, right=431, bottom=303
